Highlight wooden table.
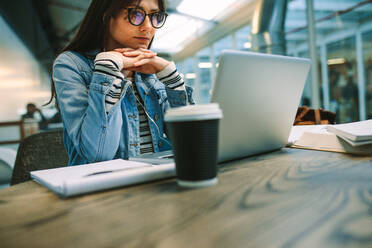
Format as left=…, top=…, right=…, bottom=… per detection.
left=1, top=148, right=372, bottom=248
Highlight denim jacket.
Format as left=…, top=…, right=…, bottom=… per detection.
left=53, top=51, right=194, bottom=165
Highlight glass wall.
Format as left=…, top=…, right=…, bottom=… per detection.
left=363, top=31, right=372, bottom=119
left=176, top=0, right=372, bottom=123
left=197, top=47, right=212, bottom=103
left=327, top=37, right=358, bottom=123
left=235, top=25, right=251, bottom=50
left=285, top=0, right=372, bottom=123
left=297, top=51, right=312, bottom=106
left=178, top=57, right=199, bottom=102
left=180, top=58, right=196, bottom=88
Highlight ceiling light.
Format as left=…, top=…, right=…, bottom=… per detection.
left=185, top=73, right=197, bottom=79
left=243, top=42, right=252, bottom=49
left=198, top=62, right=212, bottom=68
left=327, top=58, right=346, bottom=65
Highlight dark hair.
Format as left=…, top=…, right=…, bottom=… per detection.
left=46, top=0, right=166, bottom=108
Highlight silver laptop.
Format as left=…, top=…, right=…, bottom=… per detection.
left=130, top=50, right=310, bottom=164
left=211, top=50, right=310, bottom=162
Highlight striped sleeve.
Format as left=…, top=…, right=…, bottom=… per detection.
left=94, top=52, right=124, bottom=80
left=94, top=52, right=125, bottom=113
left=156, top=62, right=186, bottom=91
left=104, top=79, right=122, bottom=113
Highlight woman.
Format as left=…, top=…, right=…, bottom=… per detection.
left=51, top=0, right=194, bottom=166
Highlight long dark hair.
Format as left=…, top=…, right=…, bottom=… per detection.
left=46, top=0, right=166, bottom=108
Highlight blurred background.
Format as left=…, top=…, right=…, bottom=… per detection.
left=0, top=0, right=371, bottom=153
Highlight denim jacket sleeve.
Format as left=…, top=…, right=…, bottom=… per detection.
left=53, top=52, right=125, bottom=163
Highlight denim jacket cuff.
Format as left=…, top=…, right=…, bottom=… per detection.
left=165, top=85, right=194, bottom=107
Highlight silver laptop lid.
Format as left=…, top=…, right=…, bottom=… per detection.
left=211, top=50, right=310, bottom=162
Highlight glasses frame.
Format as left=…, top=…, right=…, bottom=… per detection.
left=126, top=7, right=168, bottom=29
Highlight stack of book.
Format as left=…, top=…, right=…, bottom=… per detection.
left=288, top=119, right=372, bottom=155
left=326, top=120, right=372, bottom=147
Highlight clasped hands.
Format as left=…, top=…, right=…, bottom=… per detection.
left=114, top=48, right=170, bottom=74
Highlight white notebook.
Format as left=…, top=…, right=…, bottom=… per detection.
left=30, top=159, right=175, bottom=197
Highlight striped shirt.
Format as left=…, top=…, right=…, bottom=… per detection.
left=128, top=76, right=155, bottom=154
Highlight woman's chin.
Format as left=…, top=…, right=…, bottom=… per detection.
left=114, top=43, right=149, bottom=50
left=137, top=44, right=149, bottom=49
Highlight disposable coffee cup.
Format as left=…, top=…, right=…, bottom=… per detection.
left=164, top=103, right=223, bottom=188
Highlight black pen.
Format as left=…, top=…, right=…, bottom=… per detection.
left=84, top=165, right=155, bottom=177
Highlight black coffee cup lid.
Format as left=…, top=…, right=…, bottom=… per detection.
left=164, top=103, right=223, bottom=122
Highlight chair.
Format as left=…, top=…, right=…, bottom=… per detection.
left=0, top=147, right=17, bottom=187
left=11, top=129, right=68, bottom=185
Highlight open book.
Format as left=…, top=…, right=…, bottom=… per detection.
left=288, top=125, right=372, bottom=155
left=30, top=159, right=175, bottom=197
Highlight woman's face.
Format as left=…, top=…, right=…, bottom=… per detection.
left=106, top=0, right=159, bottom=50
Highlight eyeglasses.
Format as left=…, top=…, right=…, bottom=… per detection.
left=126, top=7, right=168, bottom=29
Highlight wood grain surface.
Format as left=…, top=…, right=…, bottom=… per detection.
left=0, top=148, right=372, bottom=248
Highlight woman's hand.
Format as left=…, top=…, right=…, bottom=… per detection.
left=114, top=48, right=170, bottom=74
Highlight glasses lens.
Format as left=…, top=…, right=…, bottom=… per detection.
left=151, top=12, right=166, bottom=28
left=129, top=8, right=145, bottom=25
